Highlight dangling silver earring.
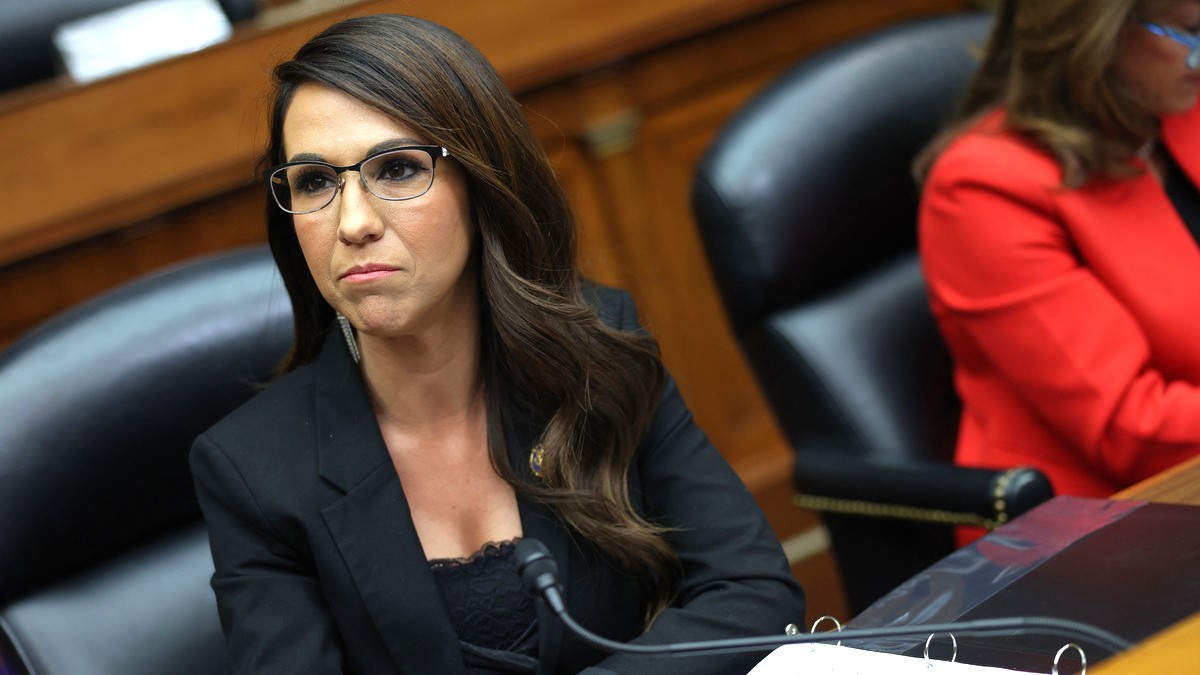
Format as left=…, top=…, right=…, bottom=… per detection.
left=336, top=312, right=361, bottom=364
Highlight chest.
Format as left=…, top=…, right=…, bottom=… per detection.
left=379, top=421, right=523, bottom=560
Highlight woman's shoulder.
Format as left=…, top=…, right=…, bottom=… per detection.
left=189, top=360, right=336, bottom=522
left=928, top=109, right=1062, bottom=191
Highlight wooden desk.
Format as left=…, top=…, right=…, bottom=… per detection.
left=1111, top=454, right=1200, bottom=505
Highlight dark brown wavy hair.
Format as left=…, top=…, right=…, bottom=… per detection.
left=916, top=0, right=1171, bottom=187
left=262, top=14, right=678, bottom=616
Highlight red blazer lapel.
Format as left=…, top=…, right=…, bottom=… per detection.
left=1055, top=104, right=1200, bottom=378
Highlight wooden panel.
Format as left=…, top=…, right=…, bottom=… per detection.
left=0, top=0, right=797, bottom=267
left=0, top=186, right=265, bottom=346
left=792, top=547, right=850, bottom=627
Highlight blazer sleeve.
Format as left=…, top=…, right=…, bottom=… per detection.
left=191, top=433, right=347, bottom=674
left=583, top=291, right=806, bottom=675
left=919, top=133, right=1200, bottom=488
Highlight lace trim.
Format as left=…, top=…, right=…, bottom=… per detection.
left=428, top=538, right=521, bottom=570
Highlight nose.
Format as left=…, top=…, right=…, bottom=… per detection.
left=335, top=173, right=384, bottom=244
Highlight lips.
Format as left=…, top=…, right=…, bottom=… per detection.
left=340, top=263, right=400, bottom=281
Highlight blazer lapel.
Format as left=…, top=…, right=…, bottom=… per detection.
left=505, top=405, right=570, bottom=675
left=312, top=337, right=467, bottom=675
left=1056, top=109, right=1200, bottom=378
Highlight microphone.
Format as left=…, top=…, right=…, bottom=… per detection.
left=516, top=534, right=566, bottom=615
left=514, top=538, right=1132, bottom=658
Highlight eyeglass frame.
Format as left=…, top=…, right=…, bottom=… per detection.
left=265, top=145, right=451, bottom=215
left=1139, top=19, right=1200, bottom=69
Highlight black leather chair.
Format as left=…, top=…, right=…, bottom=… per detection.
left=691, top=12, right=1053, bottom=615
left=0, top=246, right=291, bottom=675
left=0, top=0, right=259, bottom=93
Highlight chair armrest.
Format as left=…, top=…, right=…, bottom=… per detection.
left=793, top=451, right=1053, bottom=529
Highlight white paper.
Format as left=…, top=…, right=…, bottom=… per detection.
left=747, top=643, right=1040, bottom=674
left=53, top=0, right=232, bottom=84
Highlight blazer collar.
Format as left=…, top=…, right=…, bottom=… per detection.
left=311, top=333, right=572, bottom=674
left=313, top=333, right=386, bottom=493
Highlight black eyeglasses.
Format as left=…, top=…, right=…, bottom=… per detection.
left=265, top=145, right=450, bottom=215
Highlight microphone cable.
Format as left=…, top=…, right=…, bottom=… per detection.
left=515, top=538, right=1133, bottom=658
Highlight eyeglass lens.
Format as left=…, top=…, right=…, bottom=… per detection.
left=269, top=147, right=438, bottom=214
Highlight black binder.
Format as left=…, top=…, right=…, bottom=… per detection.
left=843, top=496, right=1200, bottom=672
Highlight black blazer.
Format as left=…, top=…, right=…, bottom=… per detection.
left=191, top=288, right=805, bottom=674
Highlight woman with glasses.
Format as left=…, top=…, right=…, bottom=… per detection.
left=916, top=0, right=1200, bottom=535
left=189, top=13, right=803, bottom=675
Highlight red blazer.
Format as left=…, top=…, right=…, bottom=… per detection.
left=919, top=105, right=1200, bottom=498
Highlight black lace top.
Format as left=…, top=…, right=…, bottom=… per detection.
left=429, top=540, right=539, bottom=674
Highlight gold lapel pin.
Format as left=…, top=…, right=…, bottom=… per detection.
left=529, top=444, right=546, bottom=478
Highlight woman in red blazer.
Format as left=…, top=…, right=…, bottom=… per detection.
left=918, top=0, right=1200, bottom=501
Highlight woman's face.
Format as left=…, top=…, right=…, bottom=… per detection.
left=282, top=83, right=476, bottom=341
left=1115, top=1, right=1200, bottom=116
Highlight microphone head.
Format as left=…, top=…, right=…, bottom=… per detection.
left=515, top=538, right=558, bottom=596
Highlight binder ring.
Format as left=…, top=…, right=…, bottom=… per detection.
left=1052, top=643, right=1086, bottom=675
left=924, top=632, right=958, bottom=663
left=809, top=615, right=843, bottom=646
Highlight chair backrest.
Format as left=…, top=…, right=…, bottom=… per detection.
left=693, top=8, right=991, bottom=468
left=0, top=246, right=291, bottom=675
left=691, top=12, right=993, bottom=611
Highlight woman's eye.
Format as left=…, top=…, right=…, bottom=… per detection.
left=295, top=170, right=335, bottom=194
left=1176, top=9, right=1200, bottom=33
left=376, top=159, right=422, bottom=182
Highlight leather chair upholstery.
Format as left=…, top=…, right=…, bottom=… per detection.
left=0, top=246, right=291, bottom=675
left=691, top=12, right=1053, bottom=614
left=0, top=0, right=259, bottom=93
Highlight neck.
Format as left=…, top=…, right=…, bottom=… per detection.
left=357, top=304, right=484, bottom=431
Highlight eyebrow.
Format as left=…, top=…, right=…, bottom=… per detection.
left=287, top=137, right=427, bottom=164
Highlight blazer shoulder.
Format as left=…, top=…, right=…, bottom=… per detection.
left=195, top=363, right=318, bottom=457
left=582, top=284, right=638, bottom=331
left=928, top=119, right=1062, bottom=196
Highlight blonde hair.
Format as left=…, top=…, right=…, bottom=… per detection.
left=917, top=0, right=1171, bottom=187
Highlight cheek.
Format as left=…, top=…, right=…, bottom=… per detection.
left=395, top=194, right=475, bottom=266
left=1116, top=45, right=1184, bottom=109
left=293, top=221, right=335, bottom=286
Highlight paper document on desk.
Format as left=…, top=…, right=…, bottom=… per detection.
left=748, top=643, right=1038, bottom=674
